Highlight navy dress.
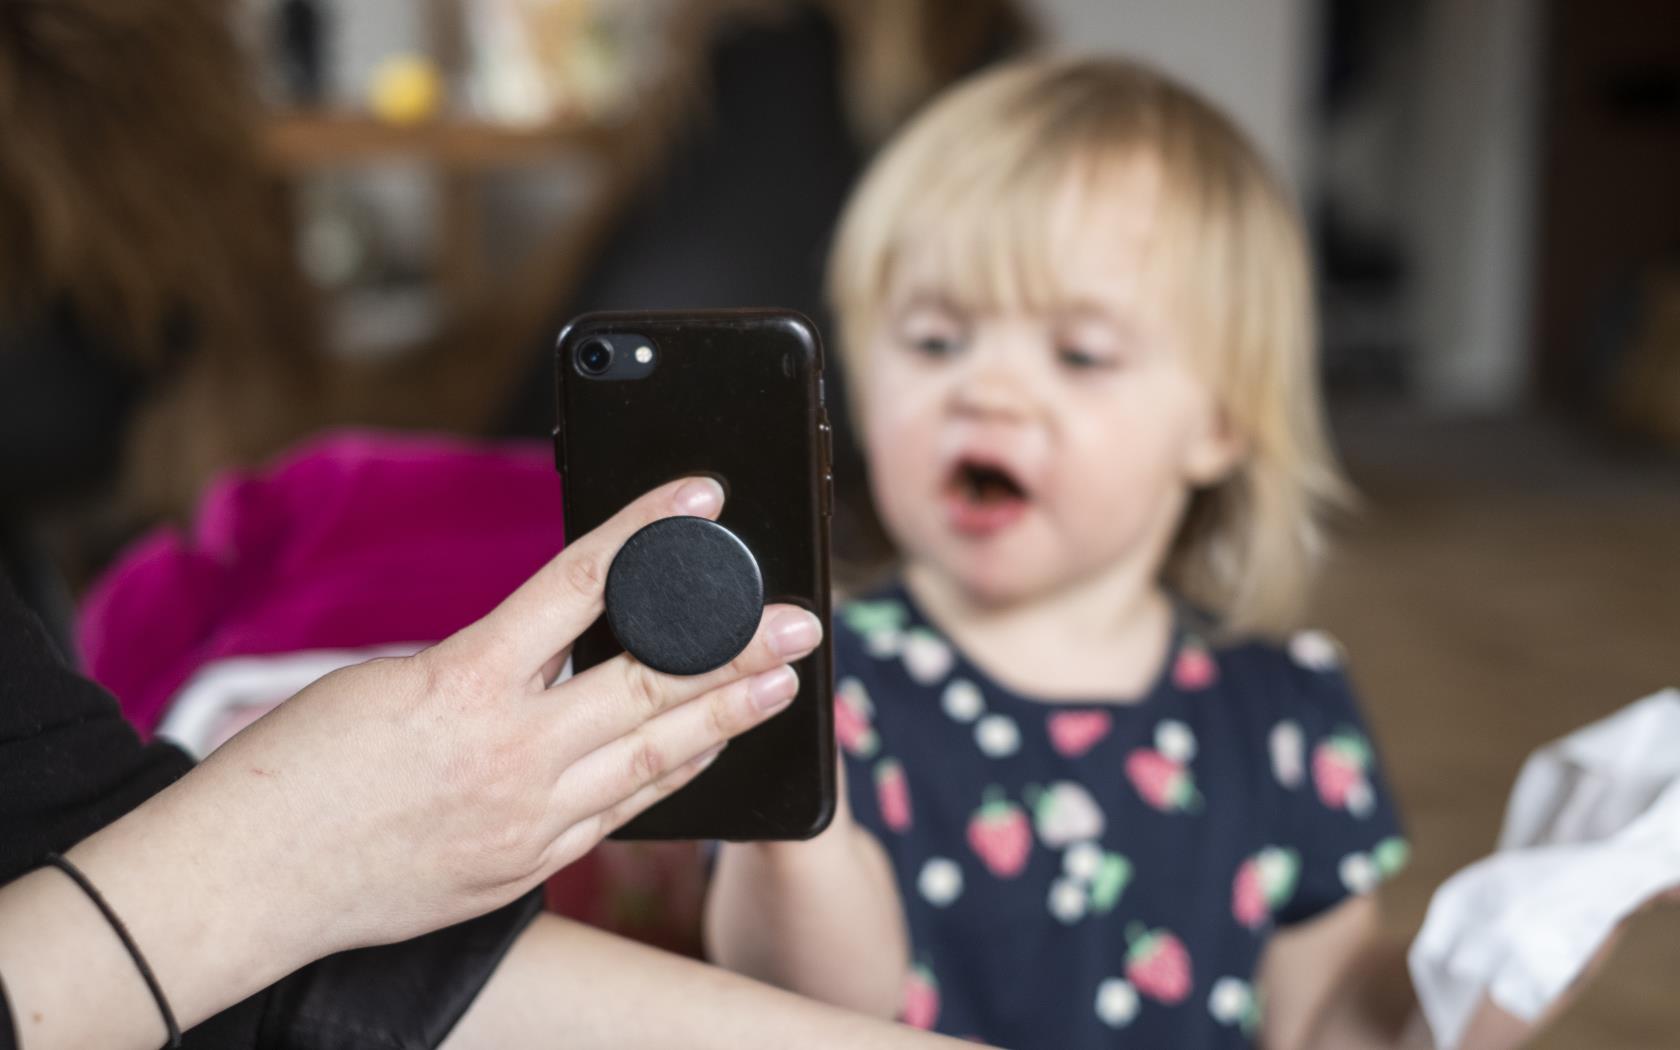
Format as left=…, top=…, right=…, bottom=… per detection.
left=836, top=582, right=1407, bottom=1049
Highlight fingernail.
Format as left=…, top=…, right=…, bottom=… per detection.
left=768, top=609, right=823, bottom=660
left=691, top=743, right=726, bottom=772
left=675, top=477, right=725, bottom=516
left=749, top=665, right=798, bottom=712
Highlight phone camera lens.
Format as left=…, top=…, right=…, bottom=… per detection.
left=577, top=338, right=614, bottom=376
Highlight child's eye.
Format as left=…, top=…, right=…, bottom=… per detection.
left=1057, top=346, right=1114, bottom=370
left=909, top=334, right=962, bottom=358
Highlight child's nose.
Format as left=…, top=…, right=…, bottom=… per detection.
left=950, top=367, right=1035, bottom=422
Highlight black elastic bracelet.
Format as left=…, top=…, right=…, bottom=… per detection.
left=44, top=852, right=182, bottom=1048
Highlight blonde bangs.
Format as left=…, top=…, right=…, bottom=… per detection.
left=906, top=155, right=1064, bottom=323
left=828, top=57, right=1348, bottom=636
left=830, top=62, right=1171, bottom=361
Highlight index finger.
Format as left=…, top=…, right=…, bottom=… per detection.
left=455, top=476, right=726, bottom=678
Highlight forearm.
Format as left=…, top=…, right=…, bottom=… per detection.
left=446, top=913, right=951, bottom=1050
left=0, top=765, right=329, bottom=1049
left=1289, top=934, right=1424, bottom=1050
left=0, top=866, right=173, bottom=1050
left=1313, top=991, right=1535, bottom=1050
left=705, top=823, right=908, bottom=1017
left=1300, top=938, right=1534, bottom=1050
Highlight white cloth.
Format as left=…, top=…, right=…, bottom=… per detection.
left=157, top=644, right=423, bottom=758
left=156, top=646, right=571, bottom=758
left=1408, top=689, right=1680, bottom=1049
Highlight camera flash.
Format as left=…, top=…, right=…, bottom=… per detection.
left=634, top=345, right=653, bottom=364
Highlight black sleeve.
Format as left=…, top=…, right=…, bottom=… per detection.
left=0, top=566, right=194, bottom=884
left=0, top=573, right=542, bottom=1049
left=1, top=973, right=16, bottom=1050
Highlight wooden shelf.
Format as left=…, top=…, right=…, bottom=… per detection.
left=264, top=111, right=614, bottom=171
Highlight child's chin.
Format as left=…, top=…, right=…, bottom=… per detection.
left=943, top=559, right=1058, bottom=610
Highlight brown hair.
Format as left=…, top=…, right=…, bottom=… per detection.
left=0, top=0, right=321, bottom=516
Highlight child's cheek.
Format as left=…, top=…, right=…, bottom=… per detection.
left=1063, top=403, right=1201, bottom=547
left=860, top=374, right=941, bottom=546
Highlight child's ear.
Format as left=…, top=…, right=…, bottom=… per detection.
left=1184, top=404, right=1247, bottom=487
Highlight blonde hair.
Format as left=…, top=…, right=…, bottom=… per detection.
left=827, top=56, right=1348, bottom=634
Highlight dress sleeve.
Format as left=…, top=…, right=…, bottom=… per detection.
left=1269, top=634, right=1408, bottom=927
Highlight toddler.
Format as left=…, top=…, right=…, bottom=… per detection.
left=705, top=57, right=1568, bottom=1049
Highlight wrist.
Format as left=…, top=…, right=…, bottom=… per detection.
left=0, top=866, right=165, bottom=1050
left=65, top=765, right=336, bottom=1031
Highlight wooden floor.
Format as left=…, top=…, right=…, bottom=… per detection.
left=1315, top=409, right=1680, bottom=1048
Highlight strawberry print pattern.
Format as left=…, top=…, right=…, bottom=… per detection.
left=1208, top=977, right=1262, bottom=1036
left=1231, top=846, right=1300, bottom=930
left=841, top=599, right=908, bottom=636
left=974, top=713, right=1021, bottom=758
left=1094, top=978, right=1140, bottom=1028
left=1049, top=876, right=1089, bottom=924
left=1089, top=851, right=1132, bottom=913
left=1270, top=720, right=1306, bottom=788
left=902, top=627, right=955, bottom=684
left=1125, top=746, right=1202, bottom=813
left=902, top=964, right=941, bottom=1030
left=1339, top=836, right=1412, bottom=895
left=1288, top=629, right=1344, bottom=672
left=1052, top=843, right=1133, bottom=923
left=1154, top=719, right=1197, bottom=762
left=1172, top=640, right=1219, bottom=690
left=1338, top=851, right=1380, bottom=894
left=967, top=790, right=1033, bottom=877
left=834, top=676, right=878, bottom=758
left=1374, top=836, right=1411, bottom=877
left=1048, top=709, right=1111, bottom=757
left=1028, top=781, right=1105, bottom=848
left=876, top=758, right=912, bottom=832
left=843, top=599, right=909, bottom=659
left=1125, top=924, right=1194, bottom=1005
left=832, top=583, right=1402, bottom=1046
left=918, top=857, right=964, bottom=907
left=942, top=679, right=986, bottom=723
left=1313, top=727, right=1376, bottom=817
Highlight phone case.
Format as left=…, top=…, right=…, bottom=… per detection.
left=553, top=309, right=836, bottom=840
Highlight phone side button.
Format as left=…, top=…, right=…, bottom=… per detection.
left=551, top=425, right=566, bottom=471
left=818, top=419, right=834, bottom=468
left=821, top=471, right=834, bottom=517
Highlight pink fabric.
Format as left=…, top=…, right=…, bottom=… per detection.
left=78, top=430, right=565, bottom=734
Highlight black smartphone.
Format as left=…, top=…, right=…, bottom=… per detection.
left=553, top=309, right=836, bottom=841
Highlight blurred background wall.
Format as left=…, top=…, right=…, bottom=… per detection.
left=1035, top=0, right=1316, bottom=187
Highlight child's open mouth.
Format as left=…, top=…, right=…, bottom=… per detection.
left=944, top=457, right=1032, bottom=537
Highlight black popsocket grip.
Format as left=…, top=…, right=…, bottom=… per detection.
left=605, top=516, right=765, bottom=676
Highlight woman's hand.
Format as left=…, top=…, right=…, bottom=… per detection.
left=181, top=475, right=819, bottom=951
left=15, top=476, right=821, bottom=1041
